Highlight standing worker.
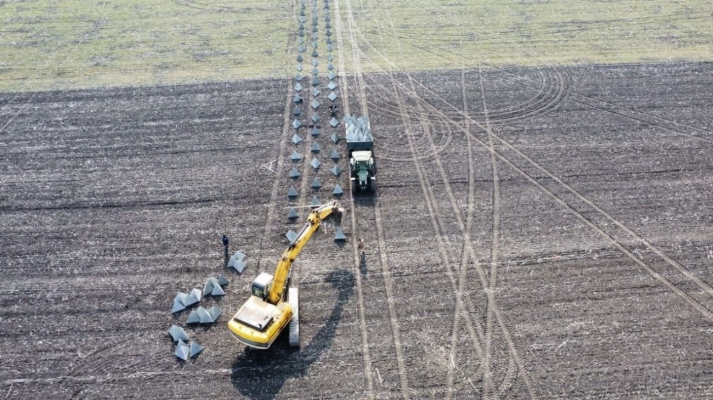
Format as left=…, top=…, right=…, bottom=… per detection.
left=222, top=235, right=229, bottom=265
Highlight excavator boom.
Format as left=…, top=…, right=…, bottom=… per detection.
left=268, top=201, right=343, bottom=304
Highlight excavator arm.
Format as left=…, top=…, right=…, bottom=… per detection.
left=267, top=201, right=343, bottom=304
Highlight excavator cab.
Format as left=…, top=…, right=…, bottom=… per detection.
left=251, top=272, right=273, bottom=301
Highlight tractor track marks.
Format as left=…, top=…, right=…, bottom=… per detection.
left=349, top=33, right=538, bottom=395
left=341, top=0, right=410, bottom=397
left=334, top=0, right=375, bottom=397
left=359, top=39, right=713, bottom=323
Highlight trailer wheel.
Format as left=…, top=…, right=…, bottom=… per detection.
left=288, top=287, right=300, bottom=348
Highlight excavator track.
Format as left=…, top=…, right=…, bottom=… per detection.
left=288, top=287, right=300, bottom=348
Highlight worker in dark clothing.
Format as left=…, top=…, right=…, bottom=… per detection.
left=329, top=104, right=338, bottom=117
left=222, top=235, right=229, bottom=266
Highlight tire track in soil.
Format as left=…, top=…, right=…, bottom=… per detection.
left=477, top=63, right=504, bottom=400
left=333, top=0, right=375, bottom=397
left=444, top=65, right=480, bottom=399
left=348, top=26, right=538, bottom=398
left=0, top=92, right=37, bottom=134
left=357, top=38, right=713, bottom=323
left=339, top=0, right=410, bottom=397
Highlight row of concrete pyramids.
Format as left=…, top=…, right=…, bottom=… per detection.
left=186, top=306, right=222, bottom=325
left=171, top=275, right=229, bottom=313
left=290, top=130, right=341, bottom=146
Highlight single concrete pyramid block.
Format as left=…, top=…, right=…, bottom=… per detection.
left=311, top=88, right=320, bottom=97
left=292, top=134, right=303, bottom=145
left=171, top=299, right=186, bottom=313
left=311, top=49, right=318, bottom=57
left=287, top=207, right=299, bottom=221
left=327, top=62, right=334, bottom=70
left=234, top=260, right=246, bottom=273
left=311, top=77, right=320, bottom=87
left=331, top=132, right=340, bottom=143
left=311, top=113, right=320, bottom=123
left=311, top=67, right=318, bottom=76
left=175, top=341, right=190, bottom=361
left=287, top=186, right=299, bottom=198
left=327, top=54, right=334, bottom=61
left=286, top=229, right=298, bottom=244
left=299, top=8, right=305, bottom=16
left=325, top=16, right=331, bottom=22
left=325, top=30, right=332, bottom=37
left=174, top=292, right=188, bottom=306
left=311, top=41, right=318, bottom=49
left=298, top=30, right=304, bottom=37
left=169, top=325, right=189, bottom=342
left=295, top=82, right=303, bottom=91
left=311, top=196, right=321, bottom=207
left=311, top=33, right=318, bottom=41
left=311, top=177, right=322, bottom=189
left=327, top=71, right=336, bottom=80
left=330, top=116, right=339, bottom=127
left=327, top=81, right=336, bottom=90
left=334, top=227, right=347, bottom=241
left=331, top=164, right=342, bottom=176
left=327, top=44, right=333, bottom=52
left=186, top=310, right=200, bottom=324
left=203, top=278, right=215, bottom=297
left=294, top=93, right=303, bottom=103
left=217, top=275, right=229, bottom=286
left=227, top=255, right=238, bottom=269
left=326, top=22, right=331, bottom=30
left=211, top=284, right=225, bottom=296
left=296, top=54, right=303, bottom=62
left=333, top=184, right=344, bottom=196
left=298, top=16, right=306, bottom=23
left=311, top=157, right=321, bottom=169
left=292, top=107, right=301, bottom=117
left=297, top=37, right=304, bottom=44
left=289, top=167, right=301, bottom=179
left=290, top=150, right=302, bottom=161
left=208, top=306, right=222, bottom=321
left=197, top=307, right=214, bottom=324
left=292, top=119, right=302, bottom=129
left=311, top=58, right=318, bottom=66
left=295, top=73, right=303, bottom=81
left=330, top=149, right=340, bottom=160
left=296, top=63, right=303, bottom=71
left=312, top=26, right=318, bottom=33
left=311, top=126, right=320, bottom=137
left=189, top=341, right=204, bottom=358
left=328, top=91, right=338, bottom=102
left=326, top=37, right=332, bottom=44
left=234, top=251, right=245, bottom=261
left=189, top=288, right=201, bottom=303
left=311, top=99, right=320, bottom=109
left=298, top=45, right=305, bottom=53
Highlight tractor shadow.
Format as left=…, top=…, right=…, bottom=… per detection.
left=230, top=269, right=355, bottom=400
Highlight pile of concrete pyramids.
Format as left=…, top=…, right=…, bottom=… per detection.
left=168, top=325, right=204, bottom=361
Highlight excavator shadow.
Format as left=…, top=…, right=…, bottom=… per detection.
left=230, top=269, right=355, bottom=400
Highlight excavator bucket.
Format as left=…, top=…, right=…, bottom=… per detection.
left=322, top=205, right=345, bottom=227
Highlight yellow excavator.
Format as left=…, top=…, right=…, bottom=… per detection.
left=228, top=201, right=344, bottom=349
